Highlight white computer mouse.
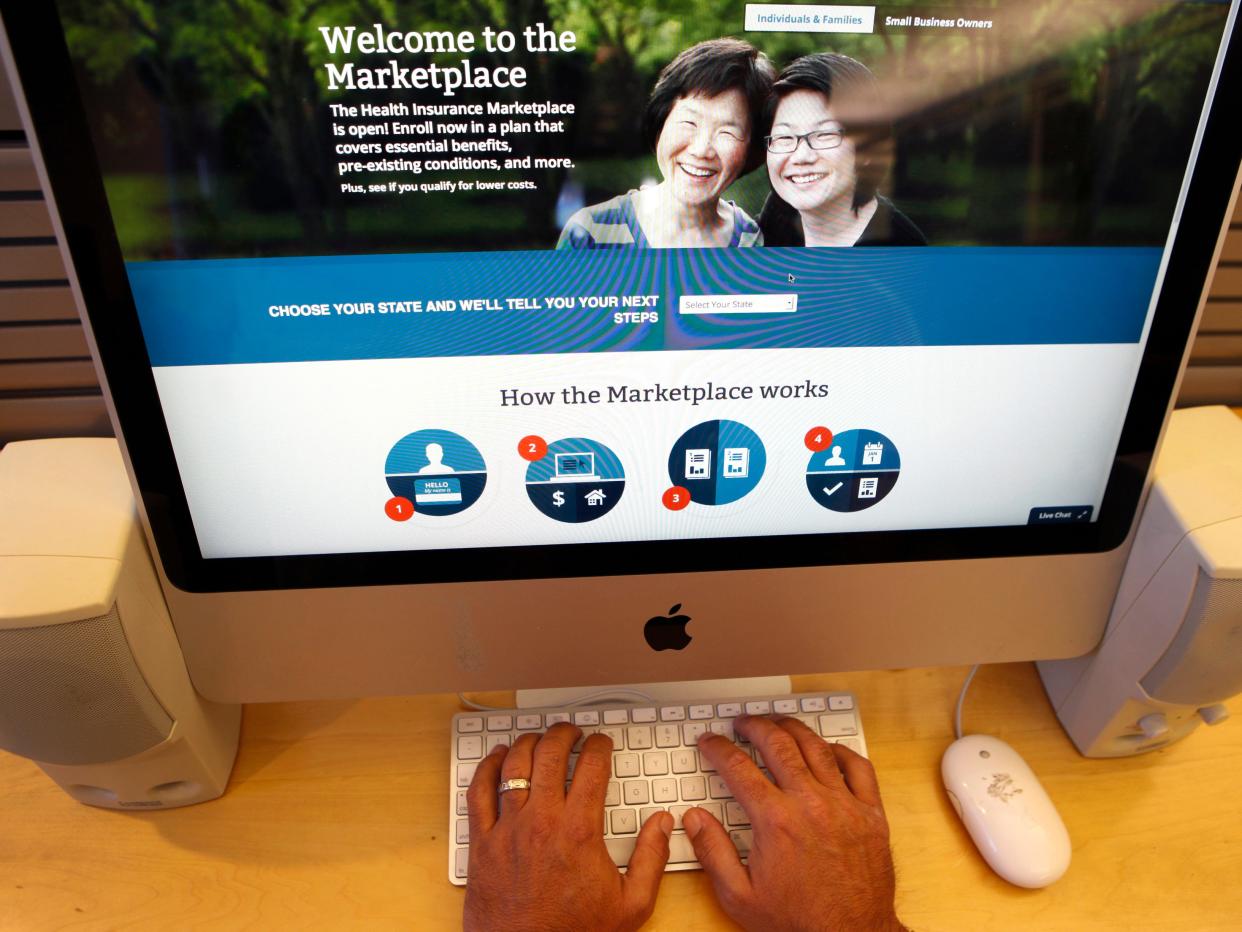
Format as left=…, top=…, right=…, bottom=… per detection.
left=941, top=734, right=1071, bottom=888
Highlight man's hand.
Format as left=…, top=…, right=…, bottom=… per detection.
left=464, top=723, right=674, bottom=932
left=683, top=715, right=905, bottom=932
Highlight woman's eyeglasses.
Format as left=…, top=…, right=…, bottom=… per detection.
left=764, top=131, right=844, bottom=153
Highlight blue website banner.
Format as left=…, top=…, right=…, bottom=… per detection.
left=128, top=247, right=1161, bottom=367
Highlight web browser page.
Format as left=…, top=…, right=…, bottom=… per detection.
left=55, top=0, right=1232, bottom=557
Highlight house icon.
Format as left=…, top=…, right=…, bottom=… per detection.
left=584, top=489, right=607, bottom=506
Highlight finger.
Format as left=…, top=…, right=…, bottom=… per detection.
left=621, top=811, right=673, bottom=924
left=771, top=716, right=849, bottom=790
left=567, top=731, right=614, bottom=813
left=466, top=743, right=507, bottom=837
left=733, top=715, right=818, bottom=791
left=830, top=742, right=884, bottom=808
left=683, top=807, right=751, bottom=907
left=499, top=732, right=539, bottom=816
left=529, top=722, right=581, bottom=807
left=697, top=732, right=780, bottom=813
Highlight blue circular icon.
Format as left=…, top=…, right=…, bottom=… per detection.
left=385, top=429, right=487, bottom=516
left=806, top=429, right=900, bottom=512
left=668, top=420, right=766, bottom=506
left=525, top=437, right=625, bottom=523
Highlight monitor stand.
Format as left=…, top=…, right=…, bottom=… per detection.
left=516, top=676, right=792, bottom=709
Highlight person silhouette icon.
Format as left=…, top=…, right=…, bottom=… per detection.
left=825, top=445, right=846, bottom=467
left=419, top=442, right=454, bottom=474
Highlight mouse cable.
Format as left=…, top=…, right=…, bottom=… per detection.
left=954, top=664, right=981, bottom=740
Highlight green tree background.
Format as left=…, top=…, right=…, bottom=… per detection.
left=58, top=0, right=1229, bottom=258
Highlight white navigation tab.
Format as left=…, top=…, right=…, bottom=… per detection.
left=744, top=5, right=876, bottom=33
left=679, top=294, right=797, bottom=315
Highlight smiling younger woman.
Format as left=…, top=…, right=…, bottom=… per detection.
left=557, top=39, right=775, bottom=249
left=758, top=54, right=926, bottom=247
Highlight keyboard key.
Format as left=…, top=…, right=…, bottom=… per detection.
left=640, top=806, right=667, bottom=827
left=485, top=734, right=511, bottom=753
left=829, top=695, right=854, bottom=711
left=546, top=712, right=571, bottom=726
left=708, top=720, right=735, bottom=741
left=626, top=726, right=653, bottom=750
left=773, top=699, right=799, bottom=714
left=689, top=704, right=714, bottom=720
left=669, top=804, right=692, bottom=830
left=573, top=710, right=600, bottom=726
left=652, top=778, right=678, bottom=803
left=603, top=709, right=629, bottom=725
left=655, top=725, right=680, bottom=748
left=572, top=728, right=595, bottom=752
left=486, top=714, right=513, bottom=731
left=623, top=781, right=650, bottom=805
left=800, top=697, right=827, bottom=712
left=599, top=727, right=624, bottom=749
left=708, top=775, right=732, bottom=799
left=660, top=706, right=686, bottom=721
left=456, top=790, right=468, bottom=815
left=458, top=716, right=483, bottom=734
left=725, top=801, right=751, bottom=827
left=680, top=776, right=707, bottom=801
left=643, top=751, right=669, bottom=776
left=605, top=781, right=621, bottom=806
left=716, top=702, right=742, bottom=718
left=456, top=819, right=470, bottom=844
left=698, top=749, right=717, bottom=773
left=516, top=714, right=542, bottom=730
left=745, top=700, right=771, bottom=715
left=457, top=735, right=484, bottom=760
left=456, top=762, right=478, bottom=787
left=631, top=707, right=657, bottom=723
left=606, top=833, right=697, bottom=867
left=835, top=737, right=863, bottom=754
left=614, top=753, right=640, bottom=777
left=818, top=712, right=858, bottom=736
left=682, top=722, right=706, bottom=744
left=455, top=847, right=469, bottom=879
left=730, top=829, right=754, bottom=856
left=671, top=749, right=697, bottom=774
left=611, top=809, right=638, bottom=834
left=701, top=802, right=724, bottom=824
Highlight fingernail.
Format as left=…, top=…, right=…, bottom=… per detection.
left=683, top=809, right=701, bottom=838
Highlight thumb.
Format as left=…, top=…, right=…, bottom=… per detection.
left=683, top=807, right=751, bottom=904
left=621, top=811, right=673, bottom=922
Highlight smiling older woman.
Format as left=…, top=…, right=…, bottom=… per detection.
left=557, top=39, right=775, bottom=249
left=758, top=53, right=926, bottom=247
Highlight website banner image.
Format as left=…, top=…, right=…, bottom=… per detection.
left=54, top=0, right=1231, bottom=558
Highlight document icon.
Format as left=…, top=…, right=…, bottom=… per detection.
left=685, top=449, right=711, bottom=479
left=858, top=477, right=879, bottom=499
left=722, top=447, right=749, bottom=479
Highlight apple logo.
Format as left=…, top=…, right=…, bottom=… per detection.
left=644, top=603, right=693, bottom=651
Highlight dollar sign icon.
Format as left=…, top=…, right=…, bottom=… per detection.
left=552, top=490, right=565, bottom=507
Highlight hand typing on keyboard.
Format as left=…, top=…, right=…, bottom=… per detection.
left=684, top=715, right=907, bottom=932
left=463, top=722, right=674, bottom=932
left=461, top=710, right=907, bottom=932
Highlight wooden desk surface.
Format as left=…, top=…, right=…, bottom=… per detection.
left=1, top=662, right=1239, bottom=931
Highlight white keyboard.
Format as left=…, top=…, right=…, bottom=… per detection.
left=448, top=691, right=867, bottom=885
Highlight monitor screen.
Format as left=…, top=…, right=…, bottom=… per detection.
left=8, top=0, right=1238, bottom=592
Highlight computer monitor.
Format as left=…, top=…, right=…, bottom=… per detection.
left=2, top=1, right=1238, bottom=703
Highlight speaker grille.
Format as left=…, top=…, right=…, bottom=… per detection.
left=1142, top=572, right=1242, bottom=706
left=0, top=605, right=173, bottom=765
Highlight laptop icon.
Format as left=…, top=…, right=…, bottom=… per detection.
left=553, top=452, right=598, bottom=481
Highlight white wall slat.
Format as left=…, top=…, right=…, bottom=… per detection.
left=0, top=323, right=91, bottom=360
left=0, top=396, right=111, bottom=443
left=0, top=285, right=78, bottom=323
left=0, top=359, right=99, bottom=392
left=0, top=244, right=65, bottom=282
left=0, top=199, right=52, bottom=237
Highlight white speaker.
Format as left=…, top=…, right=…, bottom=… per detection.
left=1039, top=406, right=1242, bottom=757
left=0, top=438, right=240, bottom=808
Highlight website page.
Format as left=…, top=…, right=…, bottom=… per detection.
left=56, top=0, right=1231, bottom=558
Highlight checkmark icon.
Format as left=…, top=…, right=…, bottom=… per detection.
left=824, top=482, right=844, bottom=496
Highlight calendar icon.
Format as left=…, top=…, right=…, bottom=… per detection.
left=862, top=442, right=884, bottom=466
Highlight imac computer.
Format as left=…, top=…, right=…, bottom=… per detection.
left=1, top=1, right=1239, bottom=706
